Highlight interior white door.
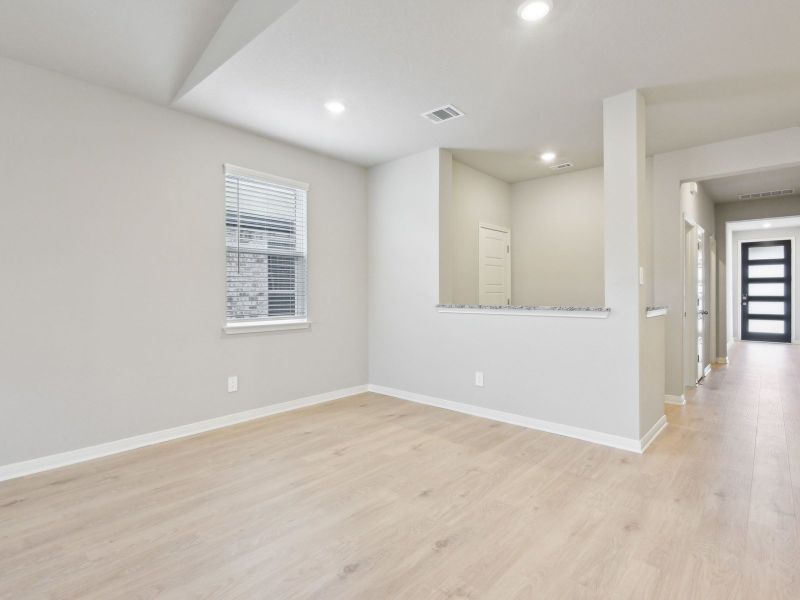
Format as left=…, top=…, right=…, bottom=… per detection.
left=696, top=227, right=706, bottom=382
left=684, top=222, right=699, bottom=388
left=709, top=237, right=717, bottom=364
left=478, top=224, right=510, bottom=306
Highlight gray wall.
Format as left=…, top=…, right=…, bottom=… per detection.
left=510, top=167, right=604, bottom=307
left=368, top=148, right=647, bottom=442
left=450, top=160, right=511, bottom=305
left=715, top=196, right=800, bottom=353
left=0, top=58, right=368, bottom=465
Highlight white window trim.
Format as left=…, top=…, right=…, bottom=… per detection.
left=223, top=319, right=311, bottom=335
left=223, top=164, right=310, bottom=191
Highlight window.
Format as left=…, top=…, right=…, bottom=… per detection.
left=224, top=164, right=308, bottom=333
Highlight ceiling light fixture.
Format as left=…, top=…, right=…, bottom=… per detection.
left=324, top=100, right=346, bottom=115
left=518, top=0, right=553, bottom=22
left=540, top=151, right=557, bottom=163
left=763, top=222, right=772, bottom=228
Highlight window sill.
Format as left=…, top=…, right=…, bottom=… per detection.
left=223, top=319, right=311, bottom=335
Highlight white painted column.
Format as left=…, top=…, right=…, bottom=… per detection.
left=603, top=90, right=665, bottom=440
left=604, top=90, right=646, bottom=312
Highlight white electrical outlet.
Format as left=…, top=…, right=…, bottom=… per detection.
left=475, top=371, right=484, bottom=387
left=227, top=376, right=238, bottom=393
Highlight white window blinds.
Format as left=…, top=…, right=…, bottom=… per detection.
left=225, top=165, right=308, bottom=324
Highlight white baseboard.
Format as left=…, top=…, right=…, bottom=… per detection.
left=640, top=415, right=668, bottom=453
left=664, top=394, right=686, bottom=406
left=0, top=385, right=368, bottom=483
left=703, top=364, right=712, bottom=377
left=367, top=384, right=660, bottom=454
left=716, top=357, right=729, bottom=364
left=1, top=382, right=674, bottom=481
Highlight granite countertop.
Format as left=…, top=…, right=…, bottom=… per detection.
left=437, top=304, right=610, bottom=312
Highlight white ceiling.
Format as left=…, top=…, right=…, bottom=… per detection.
left=0, top=0, right=237, bottom=104
left=2, top=0, right=800, bottom=182
left=702, top=165, right=800, bottom=203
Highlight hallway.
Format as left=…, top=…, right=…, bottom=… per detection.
left=665, top=341, right=800, bottom=597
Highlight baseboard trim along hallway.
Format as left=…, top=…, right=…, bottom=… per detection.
left=368, top=384, right=666, bottom=454
left=0, top=385, right=369, bottom=482
left=664, top=394, right=686, bottom=406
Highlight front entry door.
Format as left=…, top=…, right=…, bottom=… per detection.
left=741, top=240, right=792, bottom=343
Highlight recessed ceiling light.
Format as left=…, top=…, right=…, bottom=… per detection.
left=518, top=0, right=553, bottom=22
left=324, top=100, right=346, bottom=115
left=763, top=222, right=772, bottom=228
left=540, top=151, right=557, bottom=163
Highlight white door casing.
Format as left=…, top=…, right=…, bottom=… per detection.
left=478, top=223, right=510, bottom=306
left=683, top=220, right=698, bottom=388
left=696, top=226, right=706, bottom=382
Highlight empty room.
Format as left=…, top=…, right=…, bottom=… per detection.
left=1, top=1, right=800, bottom=598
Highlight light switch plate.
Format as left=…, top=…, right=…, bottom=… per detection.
left=227, top=376, right=238, bottom=393
left=475, top=371, right=484, bottom=387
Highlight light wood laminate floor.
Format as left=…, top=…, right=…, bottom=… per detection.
left=1, top=342, right=799, bottom=599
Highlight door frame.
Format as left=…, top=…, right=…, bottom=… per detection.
left=737, top=236, right=794, bottom=344
left=709, top=236, right=717, bottom=364
left=477, top=222, right=511, bottom=306
left=683, top=214, right=713, bottom=387
left=683, top=217, right=698, bottom=388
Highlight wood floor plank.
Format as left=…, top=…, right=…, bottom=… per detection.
left=2, top=341, right=800, bottom=598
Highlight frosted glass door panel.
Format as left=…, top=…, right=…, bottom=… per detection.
left=748, top=283, right=785, bottom=297
left=742, top=240, right=791, bottom=342
left=748, top=302, right=786, bottom=315
left=749, top=245, right=785, bottom=260
left=748, top=320, right=786, bottom=334
left=748, top=264, right=785, bottom=279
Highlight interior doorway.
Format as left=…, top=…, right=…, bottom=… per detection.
left=696, top=227, right=708, bottom=381
left=684, top=219, right=711, bottom=387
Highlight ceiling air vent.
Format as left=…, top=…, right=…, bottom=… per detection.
left=738, top=189, right=794, bottom=201
left=549, top=161, right=574, bottom=171
left=421, top=104, right=464, bottom=124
